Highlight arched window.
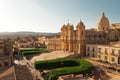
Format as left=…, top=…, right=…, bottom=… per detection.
left=0, top=64, right=2, bottom=67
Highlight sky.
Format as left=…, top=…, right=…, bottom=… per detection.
left=0, top=0, right=120, bottom=32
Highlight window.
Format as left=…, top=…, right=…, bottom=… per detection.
left=0, top=64, right=1, bottom=67
left=112, top=49, right=115, bottom=55
left=98, top=55, right=101, bottom=59
left=111, top=57, right=115, bottom=63
left=92, top=54, right=95, bottom=57
left=93, top=47, right=95, bottom=52
left=104, top=56, right=107, bottom=61
left=87, top=47, right=90, bottom=51
left=118, top=57, right=120, bottom=64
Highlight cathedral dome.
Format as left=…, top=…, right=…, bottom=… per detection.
left=97, top=12, right=110, bottom=31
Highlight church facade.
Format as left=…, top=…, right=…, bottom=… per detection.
left=61, top=21, right=86, bottom=56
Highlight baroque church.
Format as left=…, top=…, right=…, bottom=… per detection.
left=61, top=20, right=86, bottom=56
left=48, top=12, right=120, bottom=57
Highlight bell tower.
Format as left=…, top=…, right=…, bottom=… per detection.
left=76, top=20, right=86, bottom=56
left=61, top=24, right=68, bottom=51
left=67, top=23, right=74, bottom=52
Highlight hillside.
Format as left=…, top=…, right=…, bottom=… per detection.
left=0, top=32, right=60, bottom=39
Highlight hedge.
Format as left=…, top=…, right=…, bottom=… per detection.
left=34, top=58, right=80, bottom=70
left=20, top=48, right=48, bottom=56
left=34, top=58, right=93, bottom=80
left=22, top=51, right=41, bottom=55
left=20, top=48, right=47, bottom=52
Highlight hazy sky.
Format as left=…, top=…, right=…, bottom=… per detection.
left=0, top=0, right=120, bottom=32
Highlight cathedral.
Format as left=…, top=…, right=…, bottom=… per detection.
left=48, top=12, right=120, bottom=57
left=61, top=21, right=86, bottom=56
left=86, top=12, right=119, bottom=44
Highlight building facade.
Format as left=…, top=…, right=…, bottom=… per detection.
left=86, top=42, right=120, bottom=65
left=110, top=23, right=120, bottom=30
left=47, top=35, right=61, bottom=51
left=15, top=36, right=39, bottom=48
left=0, top=39, right=13, bottom=70
left=85, top=12, right=120, bottom=65
left=86, top=12, right=119, bottom=44
left=61, top=21, right=86, bottom=56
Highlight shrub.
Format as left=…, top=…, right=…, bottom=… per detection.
left=22, top=51, right=41, bottom=55
left=34, top=58, right=93, bottom=80
left=34, top=58, right=80, bottom=70
left=48, top=74, right=57, bottom=80
left=20, top=48, right=48, bottom=56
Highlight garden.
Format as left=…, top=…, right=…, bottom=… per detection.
left=34, top=58, right=93, bottom=80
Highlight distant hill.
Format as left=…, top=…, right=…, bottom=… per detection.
left=0, top=31, right=60, bottom=39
